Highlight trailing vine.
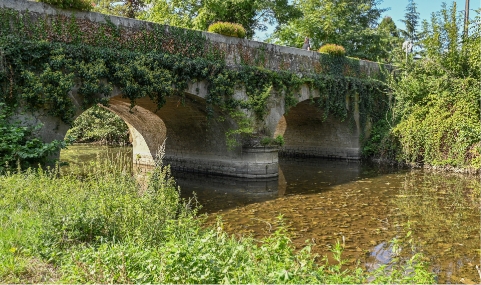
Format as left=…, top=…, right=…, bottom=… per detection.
left=0, top=6, right=389, bottom=150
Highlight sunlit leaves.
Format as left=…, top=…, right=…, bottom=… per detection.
left=269, top=0, right=391, bottom=61
left=389, top=4, right=481, bottom=169
left=142, top=0, right=301, bottom=39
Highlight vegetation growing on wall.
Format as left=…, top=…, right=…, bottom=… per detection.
left=0, top=6, right=388, bottom=152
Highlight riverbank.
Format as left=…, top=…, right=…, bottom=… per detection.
left=0, top=154, right=436, bottom=283
left=369, top=158, right=480, bottom=175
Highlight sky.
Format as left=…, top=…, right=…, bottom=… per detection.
left=380, top=0, right=480, bottom=30
left=257, top=0, right=480, bottom=40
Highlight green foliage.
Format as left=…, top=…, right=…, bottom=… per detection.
left=0, top=156, right=436, bottom=283
left=399, top=0, right=420, bottom=43
left=225, top=111, right=254, bottom=149
left=318, top=44, right=346, bottom=56
left=361, top=116, right=400, bottom=161
left=377, top=16, right=403, bottom=63
left=275, top=134, right=285, bottom=146
left=0, top=8, right=220, bottom=134
left=38, top=0, right=93, bottom=11
left=260, top=136, right=272, bottom=146
left=260, top=135, right=284, bottom=146
left=388, top=3, right=481, bottom=170
left=269, top=0, right=391, bottom=61
left=67, top=105, right=130, bottom=145
left=0, top=103, right=65, bottom=172
left=378, top=16, right=399, bottom=38
left=142, top=0, right=301, bottom=39
left=208, top=22, right=247, bottom=38
left=93, top=0, right=146, bottom=18
left=0, top=6, right=388, bottom=150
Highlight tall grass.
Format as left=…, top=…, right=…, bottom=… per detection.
left=0, top=153, right=436, bottom=283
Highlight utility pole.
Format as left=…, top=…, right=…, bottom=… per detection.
left=464, top=0, right=470, bottom=37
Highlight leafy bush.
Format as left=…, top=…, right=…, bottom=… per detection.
left=275, top=135, right=285, bottom=146
left=362, top=117, right=401, bottom=161
left=67, top=105, right=130, bottom=145
left=388, top=3, right=481, bottom=170
left=260, top=135, right=285, bottom=147
left=37, top=0, right=93, bottom=11
left=0, top=103, right=65, bottom=172
left=208, top=22, right=246, bottom=38
left=318, top=44, right=346, bottom=56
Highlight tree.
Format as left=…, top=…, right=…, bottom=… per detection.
left=141, top=0, right=301, bottom=39
left=67, top=105, right=130, bottom=145
left=378, top=16, right=399, bottom=37
left=377, top=16, right=402, bottom=62
left=268, top=0, right=390, bottom=60
left=93, top=0, right=146, bottom=18
left=399, top=0, right=420, bottom=42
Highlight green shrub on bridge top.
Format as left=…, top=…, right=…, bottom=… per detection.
left=318, top=44, right=346, bottom=56
left=37, top=0, right=93, bottom=11
left=208, top=22, right=246, bottom=38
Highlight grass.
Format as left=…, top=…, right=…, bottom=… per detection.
left=0, top=153, right=436, bottom=283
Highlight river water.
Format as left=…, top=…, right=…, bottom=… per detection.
left=61, top=145, right=480, bottom=284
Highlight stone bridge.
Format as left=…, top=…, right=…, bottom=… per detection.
left=0, top=0, right=388, bottom=178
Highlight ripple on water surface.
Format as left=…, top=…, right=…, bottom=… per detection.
left=176, top=158, right=480, bottom=284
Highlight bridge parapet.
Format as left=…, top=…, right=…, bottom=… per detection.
left=0, top=0, right=384, bottom=78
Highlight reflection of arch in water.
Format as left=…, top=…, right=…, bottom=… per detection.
left=171, top=170, right=281, bottom=213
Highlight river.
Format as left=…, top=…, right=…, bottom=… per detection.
left=61, top=144, right=480, bottom=284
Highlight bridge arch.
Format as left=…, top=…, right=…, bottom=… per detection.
left=269, top=85, right=362, bottom=159
left=100, top=98, right=166, bottom=166
left=101, top=87, right=239, bottom=166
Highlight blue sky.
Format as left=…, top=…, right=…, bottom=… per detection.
left=256, top=0, right=480, bottom=40
left=380, top=0, right=480, bottom=30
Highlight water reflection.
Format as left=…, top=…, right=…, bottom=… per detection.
left=173, top=171, right=280, bottom=213
left=389, top=172, right=480, bottom=284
